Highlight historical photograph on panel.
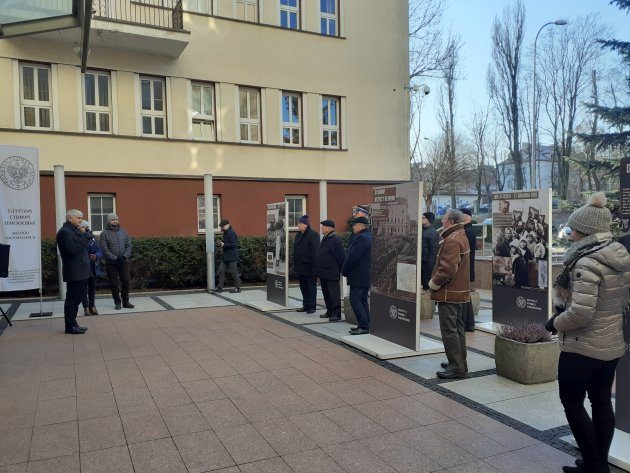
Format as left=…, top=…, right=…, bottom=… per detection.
left=266, top=204, right=287, bottom=276
left=369, top=182, right=421, bottom=351
left=491, top=190, right=551, bottom=324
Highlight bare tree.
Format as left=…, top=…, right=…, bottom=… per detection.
left=488, top=124, right=509, bottom=192
left=409, top=0, right=449, bottom=80
left=537, top=14, right=611, bottom=199
left=487, top=0, right=526, bottom=189
left=467, top=103, right=491, bottom=208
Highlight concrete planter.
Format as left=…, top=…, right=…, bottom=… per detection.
left=420, top=291, right=435, bottom=319
left=495, top=335, right=559, bottom=385
left=343, top=296, right=357, bottom=325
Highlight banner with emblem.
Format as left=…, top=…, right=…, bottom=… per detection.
left=0, top=145, right=41, bottom=292
left=617, top=156, right=630, bottom=435
left=266, top=202, right=288, bottom=306
left=369, top=181, right=423, bottom=350
left=490, top=189, right=552, bottom=325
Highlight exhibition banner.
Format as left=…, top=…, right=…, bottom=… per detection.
left=491, top=189, right=551, bottom=325
left=617, top=157, right=630, bottom=434
left=370, top=182, right=422, bottom=351
left=266, top=202, right=288, bottom=306
left=0, top=145, right=41, bottom=292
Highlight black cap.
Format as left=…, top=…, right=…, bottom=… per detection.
left=320, top=219, right=335, bottom=228
left=459, top=208, right=473, bottom=217
left=423, top=212, right=435, bottom=224
left=353, top=216, right=369, bottom=225
left=219, top=219, right=229, bottom=227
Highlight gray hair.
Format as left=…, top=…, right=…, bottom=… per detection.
left=445, top=209, right=465, bottom=224
left=66, top=209, right=83, bottom=220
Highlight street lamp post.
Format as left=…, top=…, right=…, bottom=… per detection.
left=530, top=19, right=567, bottom=189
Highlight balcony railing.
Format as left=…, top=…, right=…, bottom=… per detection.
left=93, top=0, right=184, bottom=31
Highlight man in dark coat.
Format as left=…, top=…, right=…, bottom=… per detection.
left=99, top=213, right=134, bottom=310
left=421, top=212, right=439, bottom=291
left=342, top=216, right=372, bottom=335
left=315, top=220, right=345, bottom=322
left=215, top=219, right=241, bottom=293
left=56, top=209, right=90, bottom=334
left=510, top=243, right=529, bottom=288
left=460, top=208, right=477, bottom=332
left=293, top=215, right=319, bottom=313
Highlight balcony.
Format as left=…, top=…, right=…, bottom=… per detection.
left=12, top=0, right=190, bottom=57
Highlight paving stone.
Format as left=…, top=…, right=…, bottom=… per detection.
left=283, top=448, right=345, bottom=473
left=243, top=372, right=291, bottom=394
left=80, top=446, right=134, bottom=473
left=320, top=380, right=377, bottom=404
left=444, top=460, right=505, bottom=473
left=324, top=440, right=397, bottom=473
left=395, top=426, right=478, bottom=468
left=160, top=403, right=210, bottom=436
left=356, top=400, right=420, bottom=432
left=264, top=390, right=315, bottom=417
left=485, top=443, right=577, bottom=473
left=75, top=375, right=112, bottom=395
left=372, top=371, right=429, bottom=395
left=77, top=391, right=118, bottom=420
left=113, top=387, right=156, bottom=413
left=173, top=430, right=235, bottom=473
left=349, top=377, right=403, bottom=400
left=147, top=382, right=192, bottom=408
left=411, top=391, right=478, bottom=419
left=321, top=406, right=388, bottom=439
left=214, top=375, right=260, bottom=399
left=359, top=433, right=442, bottom=473
left=289, top=412, right=350, bottom=448
left=0, top=407, right=35, bottom=431
left=26, top=454, right=80, bottom=473
left=214, top=424, right=276, bottom=464
left=128, top=438, right=187, bottom=473
left=79, top=415, right=126, bottom=452
left=457, top=414, right=539, bottom=450
left=382, top=396, right=449, bottom=425
left=29, top=422, right=79, bottom=462
left=253, top=418, right=317, bottom=455
left=230, top=394, right=285, bottom=423
left=181, top=379, right=225, bottom=403
left=120, top=408, right=169, bottom=444
left=294, top=385, right=347, bottom=410
left=238, top=457, right=295, bottom=473
left=0, top=427, right=31, bottom=466
left=196, top=399, right=248, bottom=429
left=170, top=363, right=209, bottom=383
left=271, top=368, right=318, bottom=389
left=0, top=463, right=27, bottom=473
left=426, top=420, right=510, bottom=458
left=34, top=397, right=77, bottom=426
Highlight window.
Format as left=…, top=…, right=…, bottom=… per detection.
left=140, top=77, right=166, bottom=137
left=322, top=96, right=339, bottom=148
left=191, top=82, right=215, bottom=141
left=280, top=0, right=299, bottom=29
left=282, top=92, right=302, bottom=146
left=238, top=87, right=261, bottom=143
left=237, top=0, right=258, bottom=21
left=186, top=0, right=211, bottom=14
left=286, top=196, right=306, bottom=229
left=83, top=71, right=111, bottom=133
left=197, top=195, right=221, bottom=233
left=320, top=0, right=337, bottom=36
left=88, top=194, right=116, bottom=233
left=19, top=63, right=52, bottom=129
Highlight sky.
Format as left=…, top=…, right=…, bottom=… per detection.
left=417, top=0, right=629, bottom=147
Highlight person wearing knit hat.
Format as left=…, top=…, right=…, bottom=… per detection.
left=546, top=192, right=630, bottom=473
left=293, top=215, right=319, bottom=313
left=458, top=208, right=477, bottom=332
left=99, top=212, right=134, bottom=310
left=423, top=212, right=435, bottom=224
left=78, top=220, right=103, bottom=316
left=421, top=212, right=438, bottom=291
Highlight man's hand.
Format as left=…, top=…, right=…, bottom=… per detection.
left=428, top=279, right=441, bottom=291
left=219, top=241, right=224, bottom=247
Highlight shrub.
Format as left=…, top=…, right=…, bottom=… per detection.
left=497, top=321, right=552, bottom=344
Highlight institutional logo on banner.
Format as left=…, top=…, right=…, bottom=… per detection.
left=0, top=146, right=41, bottom=292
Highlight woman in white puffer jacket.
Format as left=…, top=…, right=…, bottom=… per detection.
left=548, top=193, right=630, bottom=473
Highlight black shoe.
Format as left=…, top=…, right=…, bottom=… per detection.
left=466, top=328, right=476, bottom=333
left=328, top=317, right=341, bottom=322
left=76, top=325, right=88, bottom=331
left=349, top=328, right=369, bottom=335
left=306, top=309, right=316, bottom=314
left=320, top=312, right=332, bottom=319
left=65, top=326, right=86, bottom=335
left=122, top=302, right=135, bottom=309
left=349, top=326, right=360, bottom=333
left=562, top=467, right=581, bottom=473
left=436, top=369, right=466, bottom=380
left=114, top=302, right=122, bottom=310
left=83, top=308, right=91, bottom=316
left=441, top=361, right=469, bottom=371
left=296, top=307, right=307, bottom=312
left=229, top=288, right=241, bottom=293
left=212, top=287, right=223, bottom=293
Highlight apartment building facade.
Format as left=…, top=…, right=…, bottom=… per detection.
left=0, top=0, right=410, bottom=238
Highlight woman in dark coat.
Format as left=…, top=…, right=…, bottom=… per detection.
left=421, top=212, right=439, bottom=291
left=79, top=221, right=103, bottom=315
left=510, top=244, right=529, bottom=288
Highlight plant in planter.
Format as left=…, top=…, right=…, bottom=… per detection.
left=495, top=321, right=559, bottom=385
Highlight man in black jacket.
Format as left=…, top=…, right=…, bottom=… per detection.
left=421, top=212, right=439, bottom=291
left=215, top=219, right=241, bottom=293
left=56, top=209, right=90, bottom=334
left=315, top=220, right=345, bottom=322
left=100, top=213, right=134, bottom=310
left=293, top=215, right=319, bottom=314
left=460, top=208, right=477, bottom=332
left=342, top=217, right=372, bottom=334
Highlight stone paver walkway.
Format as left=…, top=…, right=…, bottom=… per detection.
left=0, top=304, right=581, bottom=473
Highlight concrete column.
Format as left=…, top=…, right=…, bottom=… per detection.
left=204, top=174, right=216, bottom=291
left=53, top=165, right=66, bottom=300
left=319, top=180, right=327, bottom=238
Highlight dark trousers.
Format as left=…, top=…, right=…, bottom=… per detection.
left=65, top=279, right=88, bottom=329
left=438, top=302, right=467, bottom=373
left=298, top=275, right=317, bottom=311
left=106, top=262, right=130, bottom=304
left=464, top=300, right=475, bottom=331
left=81, top=276, right=96, bottom=309
left=218, top=261, right=241, bottom=289
left=349, top=286, right=370, bottom=329
left=320, top=279, right=341, bottom=317
left=558, top=351, right=618, bottom=471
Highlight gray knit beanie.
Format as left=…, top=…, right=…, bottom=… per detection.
left=566, top=192, right=611, bottom=236
left=107, top=213, right=119, bottom=223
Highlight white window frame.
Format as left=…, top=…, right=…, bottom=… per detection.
left=279, top=0, right=299, bottom=29
left=236, top=0, right=258, bottom=21
left=197, top=195, right=221, bottom=233
left=286, top=195, right=306, bottom=230
left=140, top=76, right=166, bottom=138
left=186, top=0, right=211, bottom=14
left=320, top=0, right=338, bottom=36
left=238, top=87, right=261, bottom=144
left=19, top=63, right=53, bottom=130
left=87, top=194, right=116, bottom=234
left=281, top=92, right=302, bottom=147
left=322, top=96, right=340, bottom=149
left=83, top=70, right=112, bottom=134
left=191, top=81, right=216, bottom=141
